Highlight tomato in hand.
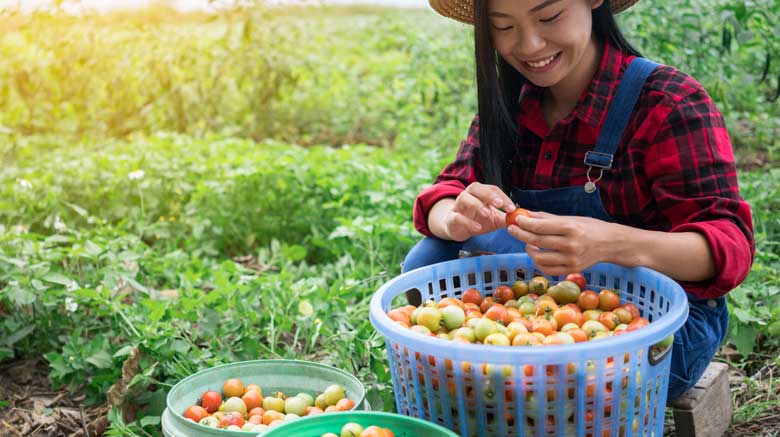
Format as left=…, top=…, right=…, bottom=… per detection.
left=505, top=208, right=530, bottom=227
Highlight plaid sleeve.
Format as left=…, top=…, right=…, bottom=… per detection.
left=413, top=114, right=483, bottom=236
left=645, top=88, right=755, bottom=298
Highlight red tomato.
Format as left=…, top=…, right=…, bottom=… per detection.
left=627, top=317, right=650, bottom=331
left=219, top=411, right=245, bottom=428
left=598, top=311, right=620, bottom=330
left=200, top=390, right=222, bottom=413
left=564, top=273, right=587, bottom=291
left=578, top=290, right=599, bottom=310
left=183, top=405, right=209, bottom=423
left=462, top=288, right=483, bottom=306
left=598, top=290, right=620, bottom=311
left=492, top=285, right=515, bottom=304
left=505, top=208, right=530, bottom=227
left=619, top=302, right=641, bottom=320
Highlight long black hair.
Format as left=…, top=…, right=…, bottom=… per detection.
left=473, top=0, right=641, bottom=191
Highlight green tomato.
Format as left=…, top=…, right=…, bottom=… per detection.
left=416, top=307, right=442, bottom=332
left=296, top=392, right=315, bottom=407
left=323, top=384, right=346, bottom=406
left=199, top=416, right=219, bottom=428
left=284, top=396, right=308, bottom=416
left=340, top=422, right=364, bottom=437
left=223, top=397, right=247, bottom=416
left=441, top=305, right=466, bottom=330
left=263, top=396, right=285, bottom=413
left=315, top=393, right=328, bottom=410
left=475, top=318, right=498, bottom=342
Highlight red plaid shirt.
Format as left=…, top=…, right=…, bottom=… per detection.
left=413, top=41, right=754, bottom=299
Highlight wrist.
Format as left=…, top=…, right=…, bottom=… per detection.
left=602, top=223, right=647, bottom=268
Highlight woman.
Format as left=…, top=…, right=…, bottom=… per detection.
left=403, top=0, right=754, bottom=399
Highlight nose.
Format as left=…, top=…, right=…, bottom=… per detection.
left=512, top=28, right=546, bottom=59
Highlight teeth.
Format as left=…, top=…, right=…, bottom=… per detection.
left=527, top=54, right=557, bottom=68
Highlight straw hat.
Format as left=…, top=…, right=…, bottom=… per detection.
left=429, top=0, right=641, bottom=25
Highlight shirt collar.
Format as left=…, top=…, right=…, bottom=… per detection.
left=518, top=40, right=633, bottom=133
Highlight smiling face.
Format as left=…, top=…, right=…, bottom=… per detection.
left=487, top=0, right=604, bottom=90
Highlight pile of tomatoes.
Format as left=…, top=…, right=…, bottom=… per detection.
left=182, top=378, right=353, bottom=432
left=320, top=423, right=395, bottom=437
left=387, top=273, right=652, bottom=347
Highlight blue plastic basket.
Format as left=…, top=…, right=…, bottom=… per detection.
left=369, top=254, right=689, bottom=437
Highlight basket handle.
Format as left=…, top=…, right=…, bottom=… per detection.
left=648, top=335, right=675, bottom=366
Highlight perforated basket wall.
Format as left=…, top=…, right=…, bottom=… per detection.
left=370, top=254, right=688, bottom=437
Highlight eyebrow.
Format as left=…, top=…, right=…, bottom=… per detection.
left=488, top=0, right=563, bottom=17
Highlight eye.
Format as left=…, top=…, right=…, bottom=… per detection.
left=491, top=24, right=513, bottom=31
left=540, top=11, right=562, bottom=23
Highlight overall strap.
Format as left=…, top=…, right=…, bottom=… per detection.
left=584, top=57, right=660, bottom=169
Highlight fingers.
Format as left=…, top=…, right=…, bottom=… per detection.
left=508, top=224, right=570, bottom=250
left=526, top=245, right=573, bottom=276
left=465, top=182, right=515, bottom=213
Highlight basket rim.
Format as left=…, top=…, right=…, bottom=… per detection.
left=165, top=359, right=366, bottom=434
left=370, top=254, right=689, bottom=365
left=263, top=410, right=461, bottom=436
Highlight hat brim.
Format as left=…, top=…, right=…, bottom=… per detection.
left=429, top=0, right=640, bottom=25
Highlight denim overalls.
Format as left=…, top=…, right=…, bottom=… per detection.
left=402, top=58, right=730, bottom=400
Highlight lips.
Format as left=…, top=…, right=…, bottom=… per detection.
left=523, top=52, right=561, bottom=70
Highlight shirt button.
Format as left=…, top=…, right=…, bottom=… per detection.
left=543, top=151, right=552, bottom=160
left=707, top=299, right=717, bottom=308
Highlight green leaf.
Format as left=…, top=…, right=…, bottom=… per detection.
left=732, top=307, right=765, bottom=324
left=113, top=345, right=135, bottom=358
left=139, top=415, right=161, bottom=427
left=2, top=325, right=35, bottom=346
left=730, top=324, right=757, bottom=356
left=86, top=350, right=113, bottom=369
left=41, top=272, right=72, bottom=286
left=282, top=244, right=307, bottom=261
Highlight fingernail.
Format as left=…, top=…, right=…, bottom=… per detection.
left=472, top=223, right=482, bottom=231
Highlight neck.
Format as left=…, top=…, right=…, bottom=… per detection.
left=545, top=37, right=603, bottom=121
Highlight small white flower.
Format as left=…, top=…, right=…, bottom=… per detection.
left=53, top=216, right=66, bottom=231
left=65, top=296, right=78, bottom=312
left=66, top=281, right=80, bottom=292
left=15, top=178, right=32, bottom=190
left=128, top=169, right=145, bottom=180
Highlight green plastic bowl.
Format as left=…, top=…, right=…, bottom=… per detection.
left=263, top=411, right=460, bottom=437
left=162, top=360, right=367, bottom=436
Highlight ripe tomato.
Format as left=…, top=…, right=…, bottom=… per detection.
left=564, top=273, right=587, bottom=291
left=361, top=426, right=395, bottom=437
left=598, top=289, right=620, bottom=311
left=218, top=411, right=244, bottom=428
left=223, top=378, right=244, bottom=398
left=242, top=389, right=263, bottom=411
left=244, top=383, right=262, bottom=396
left=461, top=288, right=483, bottom=305
left=200, top=390, right=222, bottom=413
left=484, top=304, right=509, bottom=323
left=598, top=311, right=620, bottom=330
left=505, top=208, right=530, bottom=227
left=577, top=290, right=599, bottom=310
left=335, top=398, right=355, bottom=411
left=183, top=405, right=209, bottom=423
left=626, top=317, right=649, bottom=331
left=492, top=285, right=515, bottom=304
left=619, top=302, right=641, bottom=320
left=613, top=307, right=633, bottom=324
left=479, top=296, right=495, bottom=313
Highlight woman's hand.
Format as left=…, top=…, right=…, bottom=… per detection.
left=507, top=211, right=614, bottom=275
left=432, top=183, right=515, bottom=242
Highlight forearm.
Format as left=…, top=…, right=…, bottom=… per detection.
left=604, top=224, right=716, bottom=283
left=427, top=198, right=457, bottom=240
